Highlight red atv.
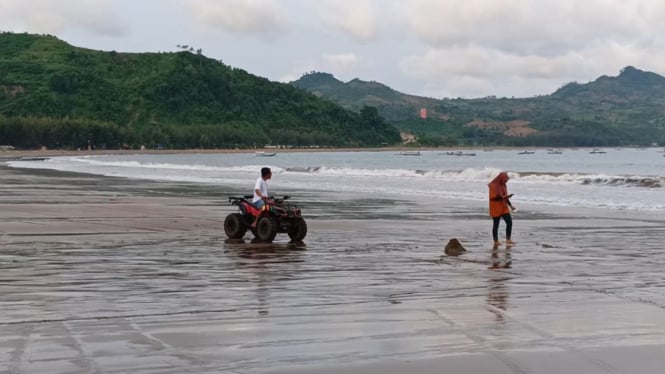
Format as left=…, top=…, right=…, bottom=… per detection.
left=224, top=195, right=307, bottom=242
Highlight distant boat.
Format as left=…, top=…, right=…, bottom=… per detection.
left=442, top=151, right=476, bottom=156
left=589, top=149, right=607, bottom=154
left=547, top=149, right=563, bottom=154
left=399, top=151, right=421, bottom=156
left=518, top=150, right=535, bottom=155
left=255, top=151, right=276, bottom=157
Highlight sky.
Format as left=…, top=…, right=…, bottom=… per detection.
left=2, top=0, right=665, bottom=99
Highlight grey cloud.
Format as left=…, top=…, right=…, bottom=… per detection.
left=317, top=0, right=379, bottom=41
left=399, top=42, right=659, bottom=98
left=0, top=0, right=125, bottom=36
left=389, top=0, right=665, bottom=97
left=322, top=53, right=359, bottom=71
left=185, top=0, right=288, bottom=39
left=394, top=0, right=665, bottom=56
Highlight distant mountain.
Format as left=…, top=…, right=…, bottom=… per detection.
left=0, top=32, right=401, bottom=149
left=293, top=72, right=441, bottom=122
left=553, top=66, right=665, bottom=101
left=552, top=66, right=665, bottom=103
left=292, top=67, right=665, bottom=147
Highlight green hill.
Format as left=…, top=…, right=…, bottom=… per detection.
left=293, top=72, right=441, bottom=122
left=0, top=32, right=401, bottom=149
left=292, top=67, right=665, bottom=147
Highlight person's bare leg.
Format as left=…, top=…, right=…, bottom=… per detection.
left=504, top=214, right=514, bottom=244
left=251, top=205, right=261, bottom=227
left=492, top=217, right=501, bottom=246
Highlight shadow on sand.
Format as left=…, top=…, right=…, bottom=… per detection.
left=222, top=238, right=307, bottom=315
left=223, top=237, right=307, bottom=252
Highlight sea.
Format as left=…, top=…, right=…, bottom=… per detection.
left=8, top=147, right=665, bottom=212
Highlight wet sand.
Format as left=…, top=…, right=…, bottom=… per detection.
left=1, top=164, right=665, bottom=373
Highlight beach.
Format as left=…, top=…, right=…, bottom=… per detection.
left=1, top=161, right=665, bottom=374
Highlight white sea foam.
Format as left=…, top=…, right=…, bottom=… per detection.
left=10, top=157, right=663, bottom=188
left=286, top=166, right=665, bottom=188
left=9, top=156, right=285, bottom=174
left=7, top=149, right=665, bottom=212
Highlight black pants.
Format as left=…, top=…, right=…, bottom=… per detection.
left=492, top=214, right=512, bottom=241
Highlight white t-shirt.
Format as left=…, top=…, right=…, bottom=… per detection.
left=252, top=176, right=268, bottom=203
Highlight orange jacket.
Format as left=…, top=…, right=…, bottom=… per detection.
left=488, top=172, right=510, bottom=217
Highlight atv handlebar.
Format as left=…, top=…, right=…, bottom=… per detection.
left=228, top=195, right=291, bottom=203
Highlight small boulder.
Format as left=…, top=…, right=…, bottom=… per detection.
left=444, top=238, right=467, bottom=256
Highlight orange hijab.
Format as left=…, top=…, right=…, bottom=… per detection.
left=488, top=172, right=509, bottom=197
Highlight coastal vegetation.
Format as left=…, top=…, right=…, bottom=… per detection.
left=292, top=68, right=665, bottom=147
left=3, top=32, right=665, bottom=149
left=0, top=32, right=401, bottom=150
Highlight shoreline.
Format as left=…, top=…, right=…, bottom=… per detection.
left=0, top=146, right=486, bottom=159
left=0, top=144, right=649, bottom=159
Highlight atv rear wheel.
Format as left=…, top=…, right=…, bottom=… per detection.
left=288, top=217, right=307, bottom=241
left=224, top=213, right=247, bottom=239
left=255, top=216, right=278, bottom=242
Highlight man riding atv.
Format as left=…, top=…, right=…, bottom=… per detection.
left=251, top=167, right=272, bottom=228
left=223, top=167, right=307, bottom=242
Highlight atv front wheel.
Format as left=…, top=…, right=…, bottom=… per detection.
left=288, top=217, right=307, bottom=241
left=224, top=213, right=247, bottom=239
left=255, top=216, right=278, bottom=242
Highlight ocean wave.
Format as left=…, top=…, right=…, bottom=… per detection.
left=284, top=166, right=506, bottom=180
left=518, top=172, right=665, bottom=188
left=579, top=176, right=664, bottom=188
left=7, top=154, right=665, bottom=212
left=9, top=156, right=664, bottom=189
left=284, top=166, right=665, bottom=188
left=17, top=156, right=286, bottom=174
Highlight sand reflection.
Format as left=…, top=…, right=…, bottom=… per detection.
left=224, top=238, right=306, bottom=315
left=486, top=244, right=512, bottom=323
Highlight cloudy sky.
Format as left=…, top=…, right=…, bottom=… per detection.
left=2, top=0, right=664, bottom=98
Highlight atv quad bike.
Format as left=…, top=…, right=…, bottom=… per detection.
left=224, top=195, right=307, bottom=242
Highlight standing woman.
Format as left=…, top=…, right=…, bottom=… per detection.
left=488, top=172, right=516, bottom=246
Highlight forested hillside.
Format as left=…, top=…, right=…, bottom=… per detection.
left=293, top=68, right=665, bottom=147
left=0, top=32, right=401, bottom=149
